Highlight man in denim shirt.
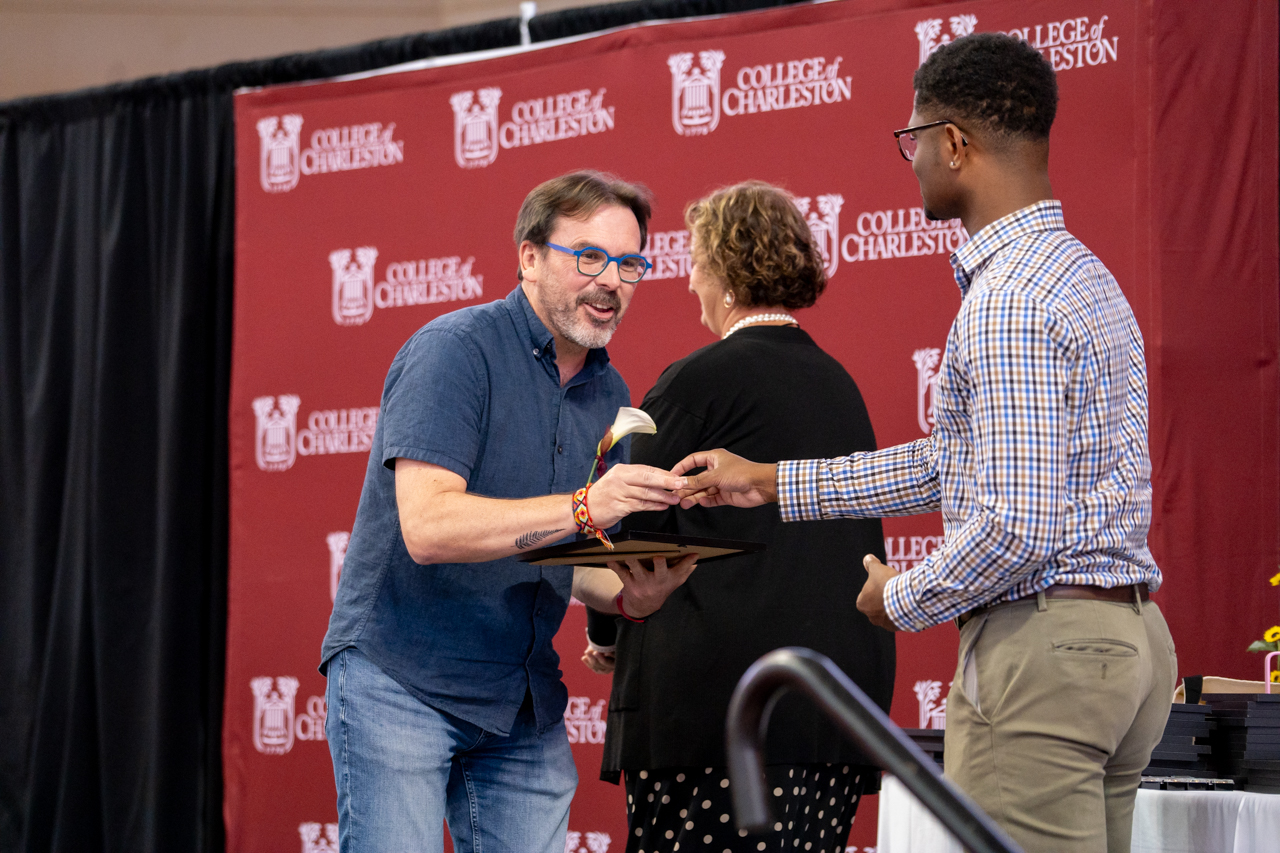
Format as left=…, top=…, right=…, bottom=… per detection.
left=322, top=172, right=695, bottom=853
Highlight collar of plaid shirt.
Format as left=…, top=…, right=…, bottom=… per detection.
left=950, top=199, right=1065, bottom=296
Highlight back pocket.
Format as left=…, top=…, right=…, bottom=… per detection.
left=1052, top=638, right=1138, bottom=656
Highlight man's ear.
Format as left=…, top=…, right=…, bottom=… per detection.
left=518, top=240, right=543, bottom=284
left=944, top=124, right=969, bottom=170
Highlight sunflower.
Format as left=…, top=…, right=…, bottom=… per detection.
left=1271, top=572, right=1280, bottom=587
left=1265, top=626, right=1280, bottom=643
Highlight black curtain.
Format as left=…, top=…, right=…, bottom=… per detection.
left=0, top=3, right=805, bottom=851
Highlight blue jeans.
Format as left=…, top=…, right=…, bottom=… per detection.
left=325, top=648, right=577, bottom=853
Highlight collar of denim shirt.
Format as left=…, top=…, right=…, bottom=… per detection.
left=508, top=284, right=614, bottom=386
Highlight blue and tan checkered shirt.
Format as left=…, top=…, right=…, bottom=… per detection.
left=778, top=201, right=1162, bottom=631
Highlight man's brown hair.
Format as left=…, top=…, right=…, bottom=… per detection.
left=514, top=171, right=653, bottom=281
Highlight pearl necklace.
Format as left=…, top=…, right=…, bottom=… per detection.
left=722, top=312, right=799, bottom=339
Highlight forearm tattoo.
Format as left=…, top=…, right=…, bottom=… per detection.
left=515, top=528, right=564, bottom=550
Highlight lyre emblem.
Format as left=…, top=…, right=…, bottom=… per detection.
left=912, top=349, right=943, bottom=434
left=449, top=88, right=502, bottom=168
left=914, top=679, right=948, bottom=729
left=256, top=115, right=303, bottom=193
left=915, top=15, right=978, bottom=66
left=796, top=194, right=844, bottom=279
left=326, top=531, right=349, bottom=602
left=251, top=676, right=300, bottom=754
left=329, top=247, right=378, bottom=326
left=668, top=50, right=725, bottom=136
left=564, top=831, right=612, bottom=853
left=299, top=822, right=338, bottom=853
left=252, top=395, right=301, bottom=472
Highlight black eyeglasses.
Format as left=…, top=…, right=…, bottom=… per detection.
left=546, top=243, right=652, bottom=283
left=893, top=119, right=968, bottom=162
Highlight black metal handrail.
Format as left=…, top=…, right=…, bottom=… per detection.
left=725, top=647, right=1023, bottom=853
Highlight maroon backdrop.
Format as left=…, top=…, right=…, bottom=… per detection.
left=226, top=1, right=1278, bottom=851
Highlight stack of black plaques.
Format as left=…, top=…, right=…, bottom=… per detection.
left=1140, top=776, right=1234, bottom=791
left=902, top=728, right=945, bottom=772
left=1143, top=702, right=1214, bottom=777
left=1204, top=692, right=1280, bottom=792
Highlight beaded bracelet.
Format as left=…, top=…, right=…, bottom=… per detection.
left=615, top=590, right=645, bottom=623
left=572, top=483, right=613, bottom=549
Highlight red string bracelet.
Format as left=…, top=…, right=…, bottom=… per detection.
left=615, top=590, right=645, bottom=623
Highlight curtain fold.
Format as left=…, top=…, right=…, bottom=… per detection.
left=0, top=85, right=236, bottom=853
left=0, top=4, right=807, bottom=851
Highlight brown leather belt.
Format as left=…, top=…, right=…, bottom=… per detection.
left=956, top=583, right=1150, bottom=628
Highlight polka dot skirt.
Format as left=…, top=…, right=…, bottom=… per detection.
left=622, top=763, right=865, bottom=853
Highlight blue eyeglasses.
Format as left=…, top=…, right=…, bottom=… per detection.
left=546, top=243, right=652, bottom=283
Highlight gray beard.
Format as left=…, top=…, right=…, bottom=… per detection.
left=547, top=289, right=624, bottom=349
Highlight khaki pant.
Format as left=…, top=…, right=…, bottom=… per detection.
left=944, top=595, right=1177, bottom=853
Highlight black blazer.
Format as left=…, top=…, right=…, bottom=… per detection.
left=598, top=325, right=896, bottom=779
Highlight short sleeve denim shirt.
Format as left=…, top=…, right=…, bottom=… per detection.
left=321, top=285, right=630, bottom=735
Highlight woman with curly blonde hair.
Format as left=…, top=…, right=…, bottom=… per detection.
left=584, top=180, right=895, bottom=853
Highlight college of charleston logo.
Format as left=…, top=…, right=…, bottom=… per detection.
left=639, top=190, right=842, bottom=282
left=564, top=696, right=607, bottom=744
left=505, top=89, right=617, bottom=149
left=565, top=831, right=612, bottom=853
left=451, top=86, right=616, bottom=165
left=885, top=535, right=942, bottom=572
left=669, top=49, right=852, bottom=132
left=252, top=396, right=379, bottom=472
left=841, top=207, right=968, bottom=264
left=257, top=115, right=303, bottom=193
left=250, top=676, right=299, bottom=755
left=252, top=395, right=301, bottom=472
left=915, top=15, right=978, bottom=65
left=795, top=194, right=843, bottom=278
left=256, top=115, right=404, bottom=191
left=642, top=229, right=693, bottom=281
left=329, top=247, right=378, bottom=326
left=917, top=14, right=1120, bottom=73
left=377, top=255, right=484, bottom=311
left=1009, top=14, right=1119, bottom=71
left=299, top=823, right=339, bottom=853
left=250, top=677, right=327, bottom=754
left=450, top=88, right=502, bottom=168
left=913, top=347, right=943, bottom=434
left=329, top=247, right=485, bottom=325
left=914, top=679, right=947, bottom=729
left=303, top=122, right=404, bottom=174
left=327, top=531, right=349, bottom=602
left=668, top=50, right=726, bottom=136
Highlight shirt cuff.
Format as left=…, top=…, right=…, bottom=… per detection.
left=883, top=570, right=932, bottom=633
left=777, top=459, right=823, bottom=522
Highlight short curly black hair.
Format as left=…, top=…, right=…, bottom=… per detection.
left=914, top=32, right=1058, bottom=140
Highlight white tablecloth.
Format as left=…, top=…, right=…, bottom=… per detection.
left=876, top=775, right=1280, bottom=853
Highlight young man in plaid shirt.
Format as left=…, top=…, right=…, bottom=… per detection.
left=675, top=33, right=1175, bottom=853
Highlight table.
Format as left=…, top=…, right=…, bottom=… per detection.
left=876, top=775, right=1280, bottom=853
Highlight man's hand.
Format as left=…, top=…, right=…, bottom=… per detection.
left=671, top=449, right=778, bottom=509
left=587, top=464, right=688, bottom=528
left=611, top=553, right=698, bottom=618
left=856, top=554, right=902, bottom=632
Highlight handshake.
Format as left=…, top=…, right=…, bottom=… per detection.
left=582, top=447, right=778, bottom=529
left=584, top=447, right=900, bottom=642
